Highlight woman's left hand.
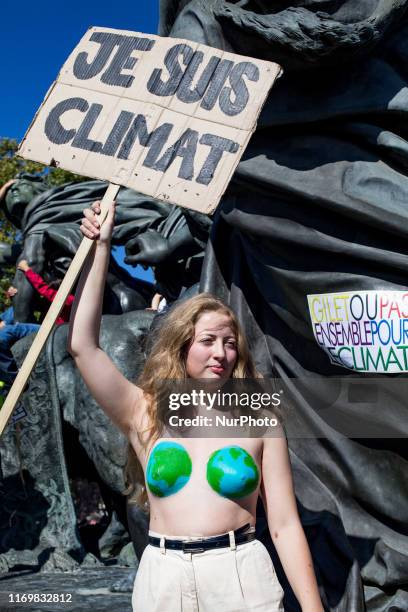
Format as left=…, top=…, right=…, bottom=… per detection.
left=81, top=200, right=116, bottom=244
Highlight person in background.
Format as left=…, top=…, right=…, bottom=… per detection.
left=0, top=262, right=75, bottom=387
left=0, top=285, right=19, bottom=326
left=17, top=260, right=74, bottom=324
left=0, top=284, right=31, bottom=385
left=1, top=304, right=15, bottom=325
left=146, top=292, right=167, bottom=312
left=0, top=318, right=39, bottom=385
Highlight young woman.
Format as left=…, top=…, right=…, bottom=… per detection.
left=68, top=200, right=324, bottom=612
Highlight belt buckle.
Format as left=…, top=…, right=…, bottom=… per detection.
left=182, top=538, right=204, bottom=554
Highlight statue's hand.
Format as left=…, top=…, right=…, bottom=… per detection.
left=125, top=230, right=170, bottom=265
left=0, top=179, right=16, bottom=203
left=81, top=200, right=116, bottom=244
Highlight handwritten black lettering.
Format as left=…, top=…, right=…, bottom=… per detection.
left=100, top=111, right=134, bottom=156
left=219, top=62, right=259, bottom=116
left=147, top=43, right=194, bottom=97
left=177, top=53, right=220, bottom=104
left=73, top=31, right=154, bottom=87
left=44, top=97, right=89, bottom=144
left=101, top=36, right=154, bottom=87
left=44, top=98, right=240, bottom=186
left=118, top=114, right=173, bottom=161
left=148, top=128, right=198, bottom=180
left=197, top=134, right=239, bottom=185
left=71, top=103, right=104, bottom=152
left=200, top=59, right=234, bottom=112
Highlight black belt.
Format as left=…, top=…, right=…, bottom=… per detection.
left=148, top=523, right=255, bottom=553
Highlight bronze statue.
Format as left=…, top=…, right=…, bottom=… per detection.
left=0, top=175, right=211, bottom=321
left=161, top=1, right=408, bottom=610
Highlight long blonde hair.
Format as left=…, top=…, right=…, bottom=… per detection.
left=125, top=293, right=258, bottom=508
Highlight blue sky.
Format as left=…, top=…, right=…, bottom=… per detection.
left=1, top=1, right=159, bottom=140
left=2, top=0, right=160, bottom=282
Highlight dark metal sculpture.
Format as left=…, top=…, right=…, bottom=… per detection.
left=0, top=177, right=211, bottom=321
left=0, top=243, right=22, bottom=267
left=0, top=311, right=153, bottom=573
left=159, top=1, right=408, bottom=610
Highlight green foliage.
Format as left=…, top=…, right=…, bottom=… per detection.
left=0, top=138, right=44, bottom=186
left=0, top=137, right=88, bottom=312
left=0, top=138, right=87, bottom=186
left=49, top=167, right=89, bottom=186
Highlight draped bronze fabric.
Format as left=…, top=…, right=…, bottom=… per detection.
left=159, top=1, right=408, bottom=609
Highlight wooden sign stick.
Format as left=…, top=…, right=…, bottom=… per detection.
left=0, top=182, right=120, bottom=438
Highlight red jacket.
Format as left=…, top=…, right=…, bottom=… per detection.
left=25, top=269, right=74, bottom=325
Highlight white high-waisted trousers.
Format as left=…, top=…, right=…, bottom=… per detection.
left=132, top=528, right=284, bottom=611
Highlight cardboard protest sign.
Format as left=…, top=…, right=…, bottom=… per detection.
left=18, top=27, right=281, bottom=213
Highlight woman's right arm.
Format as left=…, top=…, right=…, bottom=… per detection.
left=67, top=200, right=144, bottom=436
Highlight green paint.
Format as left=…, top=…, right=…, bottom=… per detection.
left=206, top=446, right=259, bottom=499
left=146, top=441, right=192, bottom=497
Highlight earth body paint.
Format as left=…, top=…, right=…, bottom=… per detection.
left=206, top=446, right=259, bottom=499
left=146, top=441, right=192, bottom=497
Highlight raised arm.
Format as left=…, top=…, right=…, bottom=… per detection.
left=261, top=436, right=324, bottom=612
left=67, top=200, right=144, bottom=436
